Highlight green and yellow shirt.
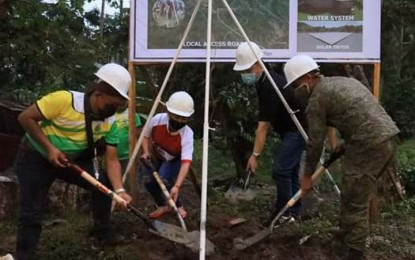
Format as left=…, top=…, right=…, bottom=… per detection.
left=26, top=90, right=119, bottom=159
left=114, top=109, right=142, bottom=160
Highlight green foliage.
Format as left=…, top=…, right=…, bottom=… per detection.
left=297, top=216, right=335, bottom=239
left=393, top=197, right=415, bottom=214
left=381, top=0, right=415, bottom=138
left=215, top=81, right=257, bottom=140
left=396, top=140, right=415, bottom=194
left=0, top=0, right=129, bottom=103
left=382, top=78, right=415, bottom=138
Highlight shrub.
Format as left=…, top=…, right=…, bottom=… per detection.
left=396, top=140, right=415, bottom=195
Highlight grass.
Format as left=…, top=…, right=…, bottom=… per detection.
left=1, top=139, right=415, bottom=259
left=192, top=137, right=277, bottom=183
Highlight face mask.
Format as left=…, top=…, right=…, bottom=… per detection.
left=169, top=119, right=186, bottom=132
left=97, top=104, right=117, bottom=119
left=241, top=73, right=258, bottom=85
left=294, top=83, right=311, bottom=106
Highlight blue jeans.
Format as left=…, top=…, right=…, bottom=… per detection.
left=272, top=131, right=305, bottom=217
left=141, top=158, right=183, bottom=208
left=13, top=139, right=112, bottom=260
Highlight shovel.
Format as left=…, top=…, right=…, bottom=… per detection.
left=233, top=149, right=344, bottom=250
left=224, top=170, right=257, bottom=203
left=151, top=169, right=187, bottom=231
left=67, top=163, right=216, bottom=255
left=142, top=160, right=187, bottom=230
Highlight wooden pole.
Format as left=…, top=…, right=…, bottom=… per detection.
left=373, top=62, right=381, bottom=99
left=369, top=62, right=382, bottom=222
left=128, top=61, right=138, bottom=200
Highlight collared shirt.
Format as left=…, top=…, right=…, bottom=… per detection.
left=114, top=109, right=142, bottom=160
left=305, top=76, right=400, bottom=175
left=26, top=90, right=119, bottom=159
left=255, top=71, right=308, bottom=134
left=144, top=113, right=193, bottom=163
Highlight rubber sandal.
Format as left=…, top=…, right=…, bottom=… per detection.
left=177, top=207, right=188, bottom=219
left=148, top=206, right=171, bottom=219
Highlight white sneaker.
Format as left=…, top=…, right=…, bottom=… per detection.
left=273, top=215, right=295, bottom=228
left=0, top=254, right=14, bottom=260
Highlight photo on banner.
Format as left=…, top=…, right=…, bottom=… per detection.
left=129, top=0, right=380, bottom=63
left=297, top=0, right=363, bottom=52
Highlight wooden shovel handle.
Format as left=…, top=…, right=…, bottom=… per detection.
left=68, top=163, right=126, bottom=205
left=152, top=171, right=177, bottom=209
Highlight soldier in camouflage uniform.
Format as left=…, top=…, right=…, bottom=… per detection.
left=283, top=55, right=400, bottom=260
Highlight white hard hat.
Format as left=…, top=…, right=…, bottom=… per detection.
left=166, top=91, right=194, bottom=117
left=152, top=0, right=185, bottom=28
left=283, top=55, right=319, bottom=89
left=95, top=63, right=131, bottom=100
left=233, top=42, right=264, bottom=71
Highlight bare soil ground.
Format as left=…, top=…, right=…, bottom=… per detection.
left=1, top=178, right=414, bottom=260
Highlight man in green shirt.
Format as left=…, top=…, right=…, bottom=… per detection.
left=14, top=63, right=133, bottom=260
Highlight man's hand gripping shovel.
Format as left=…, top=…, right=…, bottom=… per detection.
left=67, top=162, right=215, bottom=255
left=233, top=148, right=345, bottom=250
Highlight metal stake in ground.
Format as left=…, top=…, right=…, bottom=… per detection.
left=233, top=149, right=345, bottom=251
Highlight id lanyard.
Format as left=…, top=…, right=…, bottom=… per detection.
left=92, top=148, right=100, bottom=180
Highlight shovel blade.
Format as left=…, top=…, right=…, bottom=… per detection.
left=225, top=175, right=257, bottom=203
left=224, top=187, right=257, bottom=203
left=150, top=221, right=216, bottom=255
left=233, top=228, right=271, bottom=250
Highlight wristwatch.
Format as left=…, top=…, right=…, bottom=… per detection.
left=115, top=188, right=126, bottom=194
left=252, top=152, right=260, bottom=158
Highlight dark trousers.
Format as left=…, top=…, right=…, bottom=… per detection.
left=272, top=131, right=305, bottom=217
left=13, top=140, right=112, bottom=260
left=141, top=158, right=182, bottom=208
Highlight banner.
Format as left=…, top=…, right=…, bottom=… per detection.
left=129, top=0, right=380, bottom=63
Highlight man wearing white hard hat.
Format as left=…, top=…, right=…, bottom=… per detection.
left=140, top=91, right=194, bottom=219
left=284, top=54, right=400, bottom=259
left=13, top=63, right=132, bottom=259
left=234, top=42, right=308, bottom=224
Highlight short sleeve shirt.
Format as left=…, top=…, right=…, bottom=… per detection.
left=26, top=90, right=119, bottom=159
left=114, top=109, right=142, bottom=160
left=256, top=71, right=308, bottom=134
left=143, top=113, right=193, bottom=163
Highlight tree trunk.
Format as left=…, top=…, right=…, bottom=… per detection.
left=100, top=0, right=105, bottom=39
left=0, top=176, right=18, bottom=220
left=0, top=0, right=10, bottom=21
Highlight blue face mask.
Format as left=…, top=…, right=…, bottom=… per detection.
left=241, top=73, right=258, bottom=85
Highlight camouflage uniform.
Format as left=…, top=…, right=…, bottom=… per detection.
left=304, top=76, right=400, bottom=251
